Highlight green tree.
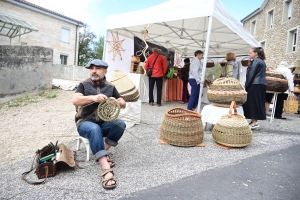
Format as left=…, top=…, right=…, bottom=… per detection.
left=78, top=24, right=96, bottom=66
left=94, top=35, right=105, bottom=60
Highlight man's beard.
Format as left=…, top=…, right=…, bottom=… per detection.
left=90, top=74, right=103, bottom=81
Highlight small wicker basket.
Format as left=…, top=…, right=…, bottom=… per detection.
left=131, top=55, right=140, bottom=63
left=241, top=57, right=251, bottom=67
left=220, top=59, right=227, bottom=67
left=206, top=59, right=215, bottom=68
left=207, top=77, right=247, bottom=107
left=160, top=108, right=204, bottom=147
left=212, top=101, right=252, bottom=147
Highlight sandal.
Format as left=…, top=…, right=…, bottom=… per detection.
left=107, top=156, right=115, bottom=168
left=101, top=169, right=116, bottom=190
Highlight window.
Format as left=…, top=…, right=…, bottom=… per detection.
left=260, top=41, right=266, bottom=50
left=283, top=0, right=293, bottom=21
left=60, top=54, right=68, bottom=65
left=287, top=28, right=298, bottom=53
left=266, top=10, right=274, bottom=29
left=61, top=27, right=70, bottom=43
left=251, top=20, right=256, bottom=35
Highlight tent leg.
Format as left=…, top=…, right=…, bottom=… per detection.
left=197, top=16, right=213, bottom=113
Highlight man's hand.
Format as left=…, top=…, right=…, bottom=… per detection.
left=117, top=98, right=126, bottom=108
left=93, top=94, right=107, bottom=103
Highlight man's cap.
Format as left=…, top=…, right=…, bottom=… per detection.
left=85, top=59, right=108, bottom=69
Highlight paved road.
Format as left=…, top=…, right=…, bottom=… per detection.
left=120, top=144, right=300, bottom=200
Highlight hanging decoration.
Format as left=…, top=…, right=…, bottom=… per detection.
left=106, top=31, right=125, bottom=61
left=174, top=51, right=183, bottom=67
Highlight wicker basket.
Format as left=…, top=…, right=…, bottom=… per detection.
left=212, top=101, right=252, bottom=147
left=241, top=57, right=251, bottom=67
left=110, top=70, right=140, bottom=102
left=220, top=59, right=227, bottom=67
left=160, top=108, right=204, bottom=147
left=207, top=77, right=247, bottom=107
left=131, top=55, right=140, bottom=63
left=266, top=71, right=288, bottom=93
left=206, top=59, right=215, bottom=68
left=135, top=65, right=145, bottom=74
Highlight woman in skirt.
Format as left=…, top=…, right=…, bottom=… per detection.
left=243, top=47, right=267, bottom=129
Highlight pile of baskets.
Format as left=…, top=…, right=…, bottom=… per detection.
left=160, top=108, right=204, bottom=147
left=207, top=77, right=247, bottom=107
left=266, top=70, right=288, bottom=93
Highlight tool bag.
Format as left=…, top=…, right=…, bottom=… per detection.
left=21, top=142, right=77, bottom=185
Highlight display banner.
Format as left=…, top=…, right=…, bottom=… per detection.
left=134, top=36, right=174, bottom=62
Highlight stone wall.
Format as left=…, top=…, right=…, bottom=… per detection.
left=0, top=0, right=80, bottom=65
left=243, top=0, right=300, bottom=67
left=0, top=45, right=53, bottom=100
left=52, top=64, right=89, bottom=81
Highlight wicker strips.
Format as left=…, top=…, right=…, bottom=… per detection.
left=97, top=97, right=120, bottom=122
left=111, top=70, right=140, bottom=102
left=160, top=108, right=204, bottom=147
left=212, top=101, right=252, bottom=147
left=208, top=78, right=247, bottom=107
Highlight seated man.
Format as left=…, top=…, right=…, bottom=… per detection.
left=72, top=59, right=126, bottom=190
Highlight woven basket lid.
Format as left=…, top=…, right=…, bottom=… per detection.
left=110, top=70, right=140, bottom=102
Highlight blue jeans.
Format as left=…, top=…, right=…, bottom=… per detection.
left=187, top=79, right=200, bottom=110
left=77, top=120, right=126, bottom=161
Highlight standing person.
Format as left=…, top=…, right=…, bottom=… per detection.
left=178, top=58, right=190, bottom=103
left=187, top=50, right=203, bottom=111
left=144, top=48, right=168, bottom=106
left=222, top=52, right=239, bottom=79
left=72, top=59, right=126, bottom=190
left=273, top=61, right=294, bottom=119
left=242, top=47, right=267, bottom=129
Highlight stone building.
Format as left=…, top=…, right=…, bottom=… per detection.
left=241, top=0, right=300, bottom=67
left=0, top=0, right=84, bottom=65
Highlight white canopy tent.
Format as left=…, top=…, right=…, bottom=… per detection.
left=105, top=0, right=259, bottom=112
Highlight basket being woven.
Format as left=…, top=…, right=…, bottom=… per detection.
left=212, top=101, right=252, bottom=147
left=160, top=108, right=204, bottom=147
left=207, top=77, right=247, bottom=107
left=266, top=71, right=288, bottom=93
left=110, top=70, right=140, bottom=102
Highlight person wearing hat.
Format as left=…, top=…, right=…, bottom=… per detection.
left=72, top=59, right=126, bottom=190
left=272, top=61, right=294, bottom=119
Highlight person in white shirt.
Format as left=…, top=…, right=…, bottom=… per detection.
left=187, top=50, right=203, bottom=110
left=273, top=61, right=294, bottom=119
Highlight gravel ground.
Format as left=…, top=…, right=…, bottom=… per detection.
left=0, top=89, right=300, bottom=199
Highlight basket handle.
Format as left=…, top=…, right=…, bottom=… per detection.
left=287, top=93, right=296, bottom=101
left=207, top=59, right=214, bottom=63
left=228, top=101, right=237, bottom=118
left=241, top=56, right=249, bottom=61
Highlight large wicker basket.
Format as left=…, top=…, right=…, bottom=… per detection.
left=212, top=101, right=252, bottom=147
left=160, top=108, right=204, bottom=147
left=207, top=77, right=247, bottom=107
left=266, top=70, right=288, bottom=93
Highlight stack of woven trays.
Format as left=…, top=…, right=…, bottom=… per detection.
left=160, top=108, right=204, bottom=147
left=207, top=77, right=247, bottom=107
left=212, top=101, right=252, bottom=147
left=110, top=70, right=140, bottom=102
left=266, top=70, right=288, bottom=93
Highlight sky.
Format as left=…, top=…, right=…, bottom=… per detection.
left=27, top=0, right=263, bottom=38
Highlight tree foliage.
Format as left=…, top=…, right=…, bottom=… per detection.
left=78, top=24, right=96, bottom=66
left=94, top=36, right=105, bottom=60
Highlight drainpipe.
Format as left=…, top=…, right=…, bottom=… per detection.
left=74, top=24, right=79, bottom=65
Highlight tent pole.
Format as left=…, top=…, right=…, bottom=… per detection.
left=102, top=30, right=109, bottom=61
left=196, top=16, right=213, bottom=113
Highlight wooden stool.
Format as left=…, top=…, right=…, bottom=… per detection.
left=76, top=137, right=90, bottom=161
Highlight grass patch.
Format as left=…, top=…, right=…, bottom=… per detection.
left=3, top=89, right=58, bottom=107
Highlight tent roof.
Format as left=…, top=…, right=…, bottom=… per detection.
left=106, top=0, right=259, bottom=57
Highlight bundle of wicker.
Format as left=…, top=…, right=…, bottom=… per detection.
left=110, top=70, right=140, bottom=102
left=212, top=101, right=252, bottom=147
left=207, top=77, right=247, bottom=107
left=160, top=108, right=204, bottom=147
left=266, top=70, right=288, bottom=93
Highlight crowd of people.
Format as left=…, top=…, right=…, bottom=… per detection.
left=72, top=47, right=298, bottom=190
